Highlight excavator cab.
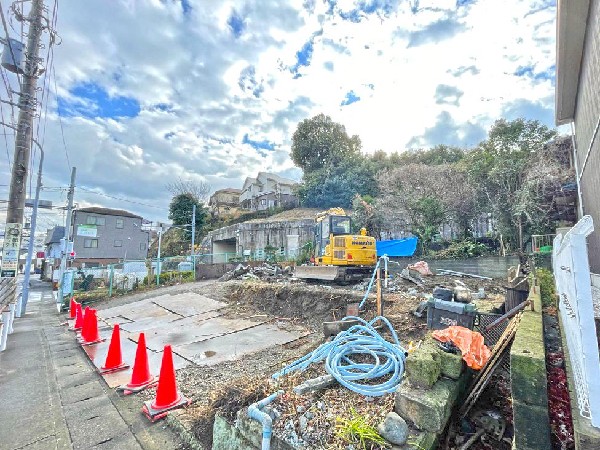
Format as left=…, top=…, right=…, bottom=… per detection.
left=314, top=215, right=351, bottom=257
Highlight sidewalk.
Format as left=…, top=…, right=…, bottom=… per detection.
left=0, top=279, right=186, bottom=450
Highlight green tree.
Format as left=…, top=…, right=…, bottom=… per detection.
left=351, top=194, right=384, bottom=238
left=465, top=118, right=557, bottom=249
left=291, top=113, right=362, bottom=172
left=296, top=157, right=378, bottom=208
left=292, top=114, right=377, bottom=208
left=168, top=193, right=207, bottom=242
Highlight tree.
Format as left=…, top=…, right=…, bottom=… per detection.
left=465, top=118, right=558, bottom=249
left=291, top=114, right=377, bottom=208
left=165, top=178, right=211, bottom=203
left=296, top=157, right=378, bottom=208
left=351, top=194, right=384, bottom=239
left=291, top=113, right=362, bottom=172
left=168, top=193, right=207, bottom=243
left=377, top=163, right=477, bottom=250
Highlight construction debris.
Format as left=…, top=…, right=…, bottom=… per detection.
left=218, top=263, right=292, bottom=282
left=437, top=269, right=493, bottom=280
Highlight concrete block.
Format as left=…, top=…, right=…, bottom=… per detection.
left=510, top=311, right=548, bottom=407
left=512, top=399, right=552, bottom=450
left=437, top=348, right=464, bottom=380
left=395, top=378, right=460, bottom=432
left=293, top=374, right=337, bottom=395
left=212, top=414, right=256, bottom=450
left=405, top=343, right=441, bottom=389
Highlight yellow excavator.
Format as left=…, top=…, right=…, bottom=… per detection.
left=294, top=208, right=377, bottom=282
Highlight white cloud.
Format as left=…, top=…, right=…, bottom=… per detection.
left=0, top=0, right=559, bottom=223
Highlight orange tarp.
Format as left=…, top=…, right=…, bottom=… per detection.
left=432, top=326, right=491, bottom=370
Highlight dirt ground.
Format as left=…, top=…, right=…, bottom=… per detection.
left=91, top=273, right=508, bottom=449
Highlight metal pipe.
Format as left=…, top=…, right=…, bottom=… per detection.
left=247, top=390, right=284, bottom=450
left=570, top=121, right=585, bottom=219
left=484, top=300, right=530, bottom=331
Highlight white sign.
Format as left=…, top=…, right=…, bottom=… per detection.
left=1, top=223, right=22, bottom=277
left=77, top=224, right=97, bottom=237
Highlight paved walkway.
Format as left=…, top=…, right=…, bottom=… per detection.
left=0, top=279, right=186, bottom=450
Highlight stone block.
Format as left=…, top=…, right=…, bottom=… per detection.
left=437, top=348, right=464, bottom=380
left=510, top=311, right=548, bottom=407
left=512, top=400, right=552, bottom=450
left=395, top=378, right=460, bottom=432
left=405, top=342, right=441, bottom=389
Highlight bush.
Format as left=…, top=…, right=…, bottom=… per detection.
left=144, top=270, right=195, bottom=286
left=434, top=239, right=490, bottom=259
left=536, top=267, right=556, bottom=307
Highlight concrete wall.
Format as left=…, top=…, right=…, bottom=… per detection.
left=72, top=211, right=149, bottom=261
left=510, top=285, right=552, bottom=450
left=207, top=219, right=314, bottom=261
left=574, top=0, right=600, bottom=273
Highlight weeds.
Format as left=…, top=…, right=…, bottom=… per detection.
left=335, top=408, right=390, bottom=449
left=536, top=267, right=556, bottom=307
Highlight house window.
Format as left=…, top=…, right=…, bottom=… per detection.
left=116, top=218, right=124, bottom=229
left=84, top=239, right=98, bottom=248
left=86, top=216, right=105, bottom=226
left=260, top=199, right=266, bottom=205
left=114, top=240, right=122, bottom=247
left=140, top=242, right=146, bottom=251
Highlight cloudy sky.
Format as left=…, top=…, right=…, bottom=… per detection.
left=0, top=0, right=558, bottom=226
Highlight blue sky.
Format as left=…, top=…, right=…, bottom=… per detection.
left=0, top=0, right=559, bottom=223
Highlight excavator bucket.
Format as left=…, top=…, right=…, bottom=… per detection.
left=294, top=265, right=340, bottom=281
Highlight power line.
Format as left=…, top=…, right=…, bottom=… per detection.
left=52, top=65, right=70, bottom=167
left=78, top=186, right=164, bottom=210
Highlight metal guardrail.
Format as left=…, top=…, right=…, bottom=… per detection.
left=553, top=215, right=600, bottom=427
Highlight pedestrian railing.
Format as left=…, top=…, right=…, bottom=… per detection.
left=0, top=277, right=18, bottom=351
left=553, top=215, right=600, bottom=427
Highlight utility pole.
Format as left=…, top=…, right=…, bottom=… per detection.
left=5, top=0, right=44, bottom=226
left=191, top=204, right=196, bottom=279
left=155, top=227, right=162, bottom=286
left=20, top=147, right=44, bottom=315
left=57, top=167, right=76, bottom=309
left=1, top=0, right=44, bottom=279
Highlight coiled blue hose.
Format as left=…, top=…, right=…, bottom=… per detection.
left=273, top=316, right=407, bottom=397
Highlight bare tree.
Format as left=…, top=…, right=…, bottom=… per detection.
left=165, top=178, right=211, bottom=203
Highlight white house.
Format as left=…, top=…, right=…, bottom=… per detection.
left=239, top=172, right=299, bottom=211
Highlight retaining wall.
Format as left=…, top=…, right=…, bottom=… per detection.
left=510, top=284, right=552, bottom=450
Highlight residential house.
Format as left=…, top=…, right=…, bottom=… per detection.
left=555, top=0, right=600, bottom=274
left=208, top=188, right=242, bottom=218
left=43, top=226, right=65, bottom=279
left=239, top=172, right=299, bottom=211
left=70, top=207, right=149, bottom=267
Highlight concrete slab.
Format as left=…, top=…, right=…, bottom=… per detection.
left=81, top=336, right=190, bottom=388
left=98, top=299, right=174, bottom=321
left=138, top=315, right=259, bottom=352
left=117, top=312, right=183, bottom=333
left=151, top=292, right=226, bottom=317
left=174, top=324, right=306, bottom=366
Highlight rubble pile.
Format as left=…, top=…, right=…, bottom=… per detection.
left=218, top=263, right=294, bottom=282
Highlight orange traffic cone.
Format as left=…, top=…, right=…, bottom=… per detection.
left=99, top=324, right=129, bottom=374
left=79, top=306, right=91, bottom=338
left=69, top=297, right=76, bottom=319
left=142, top=345, right=188, bottom=421
left=72, top=303, right=84, bottom=330
left=117, top=333, right=156, bottom=394
left=80, top=309, right=104, bottom=346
